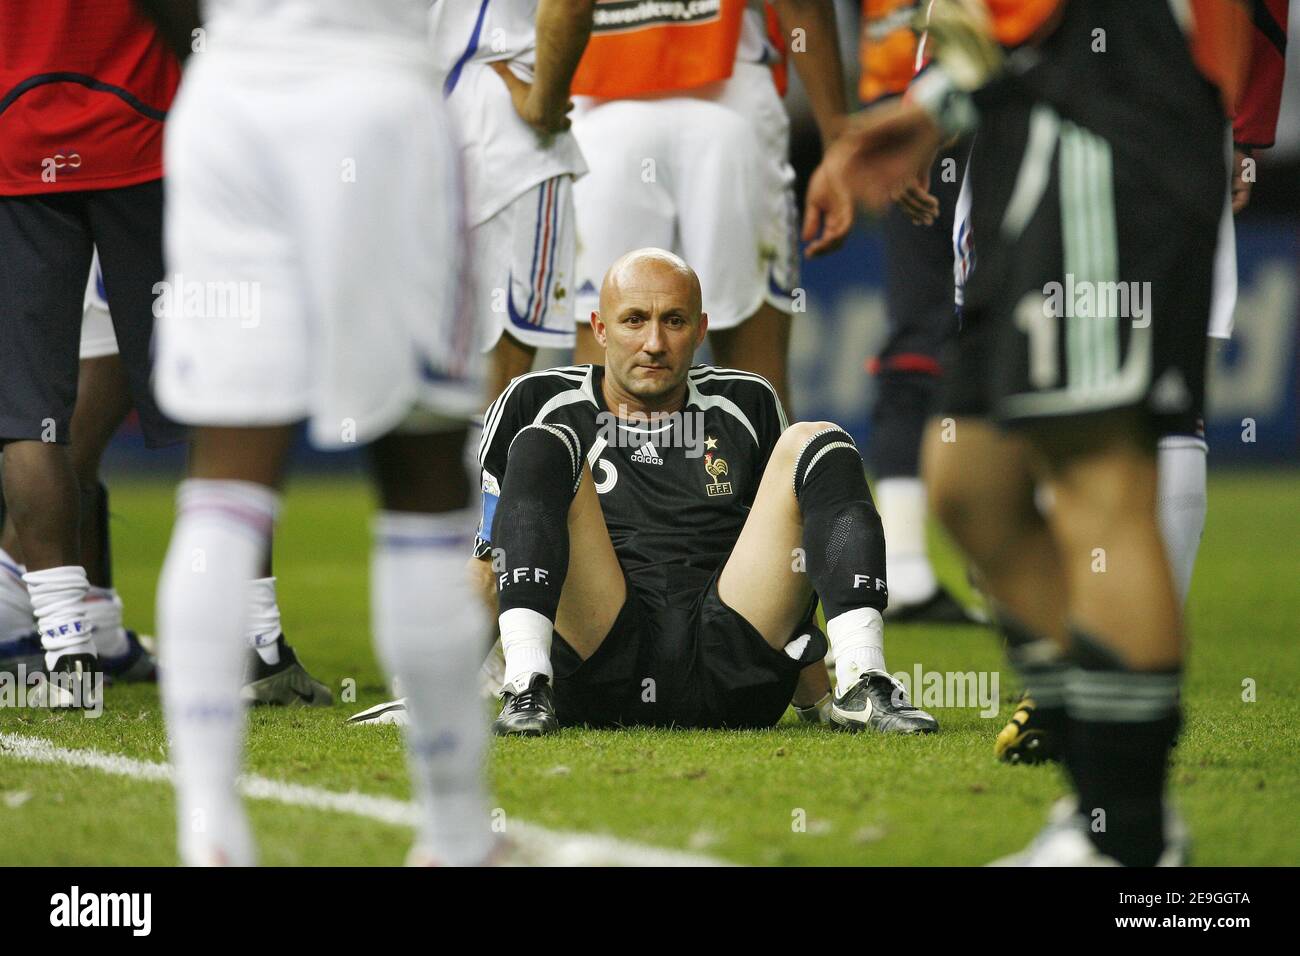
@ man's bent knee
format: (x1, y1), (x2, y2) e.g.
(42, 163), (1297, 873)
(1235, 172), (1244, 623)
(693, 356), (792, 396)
(774, 421), (845, 475)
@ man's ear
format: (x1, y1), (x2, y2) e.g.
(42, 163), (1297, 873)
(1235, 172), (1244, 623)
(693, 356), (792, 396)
(696, 312), (709, 346)
(590, 310), (606, 347)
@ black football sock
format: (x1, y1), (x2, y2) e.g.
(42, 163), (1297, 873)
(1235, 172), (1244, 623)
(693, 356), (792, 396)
(96, 482), (112, 589)
(999, 612), (1067, 737)
(794, 426), (888, 619)
(1065, 629), (1181, 866)
(75, 480), (112, 587)
(490, 423), (582, 623)
(795, 426), (890, 686)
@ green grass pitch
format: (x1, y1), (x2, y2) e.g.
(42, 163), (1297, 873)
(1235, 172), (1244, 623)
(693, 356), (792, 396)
(1, 470), (1297, 866)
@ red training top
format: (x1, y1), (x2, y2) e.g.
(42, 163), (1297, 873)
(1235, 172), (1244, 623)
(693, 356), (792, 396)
(0, 0), (180, 195)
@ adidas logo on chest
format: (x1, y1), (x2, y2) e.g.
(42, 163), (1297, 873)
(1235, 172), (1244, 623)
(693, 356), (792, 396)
(629, 442), (664, 465)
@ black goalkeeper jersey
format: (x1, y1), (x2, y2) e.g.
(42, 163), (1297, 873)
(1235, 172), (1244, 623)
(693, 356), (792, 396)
(475, 364), (788, 598)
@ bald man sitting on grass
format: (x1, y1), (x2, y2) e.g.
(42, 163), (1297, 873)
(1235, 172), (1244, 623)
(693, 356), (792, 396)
(352, 248), (937, 736)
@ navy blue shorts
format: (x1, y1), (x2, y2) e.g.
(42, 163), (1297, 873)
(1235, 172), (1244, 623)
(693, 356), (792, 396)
(0, 181), (183, 448)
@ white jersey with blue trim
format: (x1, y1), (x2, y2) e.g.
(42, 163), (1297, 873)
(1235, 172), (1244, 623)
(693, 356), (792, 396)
(737, 0), (781, 66)
(432, 0), (586, 227)
(952, 160), (974, 310)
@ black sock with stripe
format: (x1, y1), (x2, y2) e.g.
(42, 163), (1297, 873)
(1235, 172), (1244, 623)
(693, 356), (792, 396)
(1000, 613), (1067, 740)
(1065, 629), (1181, 866)
(794, 426), (888, 618)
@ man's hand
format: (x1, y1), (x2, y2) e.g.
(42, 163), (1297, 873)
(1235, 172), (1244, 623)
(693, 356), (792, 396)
(830, 100), (945, 213)
(492, 61), (575, 140)
(892, 170), (941, 226)
(802, 155), (855, 258)
(497, 0), (594, 144)
(775, 0), (852, 258)
(1231, 146), (1254, 214)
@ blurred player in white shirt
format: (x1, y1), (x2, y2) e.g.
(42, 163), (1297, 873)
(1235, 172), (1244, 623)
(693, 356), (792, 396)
(0, 255), (330, 700)
(432, 0), (595, 400)
(151, 0), (494, 866)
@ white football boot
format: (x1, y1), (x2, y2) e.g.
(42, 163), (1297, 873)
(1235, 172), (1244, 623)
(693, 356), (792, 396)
(346, 697), (409, 726)
(989, 797), (1189, 866)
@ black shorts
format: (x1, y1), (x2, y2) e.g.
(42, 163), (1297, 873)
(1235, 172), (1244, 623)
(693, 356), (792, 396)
(0, 181), (183, 447)
(550, 567), (825, 729)
(943, 97), (1222, 440)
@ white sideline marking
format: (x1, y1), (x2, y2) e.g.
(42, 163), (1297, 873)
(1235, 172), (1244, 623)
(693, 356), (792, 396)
(0, 732), (730, 867)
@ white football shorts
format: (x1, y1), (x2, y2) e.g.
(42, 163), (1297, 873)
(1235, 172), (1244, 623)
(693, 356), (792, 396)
(81, 252), (118, 360)
(473, 174), (578, 352)
(571, 62), (799, 330)
(155, 51), (479, 449)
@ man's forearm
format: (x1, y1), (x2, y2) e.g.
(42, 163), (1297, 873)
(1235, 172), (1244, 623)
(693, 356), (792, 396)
(531, 0), (596, 113)
(773, 0), (848, 145)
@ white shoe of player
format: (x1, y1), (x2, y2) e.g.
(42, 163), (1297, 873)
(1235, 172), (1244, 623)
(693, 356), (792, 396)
(406, 838), (527, 867)
(27, 653), (100, 710)
(989, 797), (1189, 866)
(178, 810), (256, 867)
(345, 698), (409, 726)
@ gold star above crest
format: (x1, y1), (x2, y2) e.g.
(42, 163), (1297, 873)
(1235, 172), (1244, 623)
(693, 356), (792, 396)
(705, 436), (719, 450)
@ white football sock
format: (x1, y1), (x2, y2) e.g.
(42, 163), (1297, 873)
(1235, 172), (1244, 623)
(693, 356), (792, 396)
(25, 566), (94, 666)
(158, 479), (278, 867)
(875, 477), (938, 607)
(372, 509), (494, 866)
(0, 547), (34, 640)
(499, 607), (554, 689)
(1157, 437), (1208, 607)
(84, 586), (130, 658)
(245, 576), (283, 664)
(826, 606), (887, 693)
